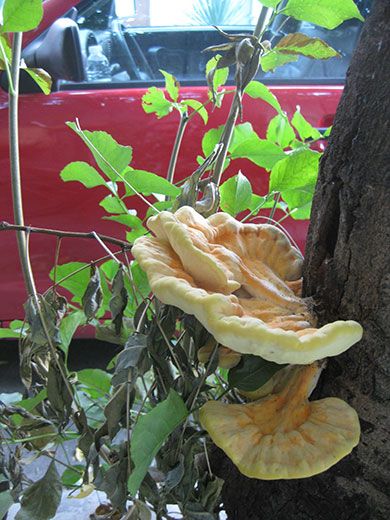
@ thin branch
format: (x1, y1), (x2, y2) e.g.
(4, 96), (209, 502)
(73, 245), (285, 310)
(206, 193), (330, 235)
(0, 221), (131, 249)
(166, 110), (189, 186)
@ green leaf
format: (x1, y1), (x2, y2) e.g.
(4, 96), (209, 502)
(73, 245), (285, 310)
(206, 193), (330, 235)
(230, 135), (286, 170)
(275, 33), (340, 60)
(245, 81), (282, 113)
(99, 195), (125, 214)
(61, 465), (84, 487)
(78, 368), (112, 395)
(25, 67), (52, 95)
(128, 389), (188, 495)
(0, 34), (11, 69)
(60, 161), (105, 188)
(1, 0), (43, 32)
(270, 149), (320, 192)
(182, 99), (208, 124)
(219, 172), (253, 216)
(15, 461), (62, 520)
(131, 261), (150, 299)
(261, 50), (299, 72)
(257, 0), (281, 7)
(59, 310), (84, 356)
(0, 327), (20, 338)
(202, 126), (224, 157)
(67, 123), (132, 181)
(281, 184), (315, 219)
(205, 55), (229, 91)
(229, 123), (256, 153)
(266, 114), (296, 148)
(142, 87), (173, 118)
(0, 490), (13, 519)
(284, 0), (364, 30)
(228, 355), (286, 391)
(124, 169), (180, 197)
(248, 193), (279, 212)
(291, 107), (322, 140)
(104, 213), (143, 228)
(159, 69), (179, 102)
(50, 262), (90, 303)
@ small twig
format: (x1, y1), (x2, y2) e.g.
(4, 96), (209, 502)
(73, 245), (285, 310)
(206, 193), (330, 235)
(166, 110), (189, 186)
(0, 221), (131, 249)
(269, 192), (281, 222)
(91, 231), (121, 264)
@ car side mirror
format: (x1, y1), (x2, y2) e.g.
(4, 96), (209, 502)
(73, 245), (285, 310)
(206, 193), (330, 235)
(23, 17), (84, 84)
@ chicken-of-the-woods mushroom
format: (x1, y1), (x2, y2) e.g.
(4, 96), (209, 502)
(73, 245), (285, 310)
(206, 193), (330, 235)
(199, 363), (360, 479)
(132, 207), (362, 365)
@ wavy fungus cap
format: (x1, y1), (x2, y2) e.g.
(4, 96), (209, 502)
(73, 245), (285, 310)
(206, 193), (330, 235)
(132, 207), (363, 365)
(199, 363), (360, 480)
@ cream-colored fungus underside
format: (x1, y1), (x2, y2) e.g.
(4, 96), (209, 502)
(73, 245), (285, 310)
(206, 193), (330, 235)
(199, 364), (360, 479)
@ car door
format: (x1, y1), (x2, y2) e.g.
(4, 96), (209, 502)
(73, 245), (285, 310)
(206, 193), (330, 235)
(0, 0), (368, 322)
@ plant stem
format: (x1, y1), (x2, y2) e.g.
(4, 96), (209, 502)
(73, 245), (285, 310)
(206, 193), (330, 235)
(8, 33), (36, 297)
(166, 110), (189, 186)
(0, 221), (130, 249)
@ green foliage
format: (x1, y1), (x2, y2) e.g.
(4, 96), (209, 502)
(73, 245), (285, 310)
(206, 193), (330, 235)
(267, 114), (295, 148)
(0, 0), (43, 33)
(124, 169), (181, 197)
(160, 69), (179, 102)
(60, 162), (105, 188)
(257, 0), (281, 7)
(219, 172), (252, 216)
(245, 81), (282, 113)
(128, 389), (188, 495)
(15, 461), (62, 520)
(142, 87), (172, 118)
(274, 33), (340, 60)
(284, 0), (364, 30)
(291, 107), (323, 140)
(228, 355), (286, 392)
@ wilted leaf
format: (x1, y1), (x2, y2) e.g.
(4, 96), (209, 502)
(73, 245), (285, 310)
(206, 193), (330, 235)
(275, 33), (340, 60)
(1, 0), (43, 32)
(47, 359), (73, 421)
(219, 172), (252, 216)
(284, 0), (364, 30)
(24, 296), (61, 347)
(116, 334), (148, 372)
(159, 69), (179, 101)
(82, 266), (103, 321)
(109, 265), (128, 334)
(142, 87), (172, 118)
(60, 162), (105, 188)
(95, 458), (127, 511)
(15, 461), (62, 520)
(128, 390), (188, 495)
(228, 355), (286, 391)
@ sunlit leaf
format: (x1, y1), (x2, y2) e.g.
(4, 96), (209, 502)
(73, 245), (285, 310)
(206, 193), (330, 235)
(25, 67), (52, 94)
(1, 0), (43, 32)
(50, 262), (90, 303)
(99, 194), (125, 214)
(266, 114), (296, 148)
(257, 0), (281, 7)
(128, 389), (188, 495)
(284, 0), (364, 29)
(230, 135), (286, 170)
(202, 126), (224, 157)
(261, 50), (299, 72)
(124, 169), (180, 197)
(291, 107), (322, 140)
(60, 161), (105, 188)
(159, 69), (179, 102)
(142, 87), (172, 118)
(182, 99), (208, 124)
(67, 123), (132, 181)
(219, 172), (253, 216)
(15, 461), (62, 520)
(270, 148), (320, 192)
(245, 81), (282, 113)
(275, 33), (340, 60)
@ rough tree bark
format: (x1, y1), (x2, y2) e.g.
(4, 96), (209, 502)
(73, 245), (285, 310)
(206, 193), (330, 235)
(211, 1), (390, 518)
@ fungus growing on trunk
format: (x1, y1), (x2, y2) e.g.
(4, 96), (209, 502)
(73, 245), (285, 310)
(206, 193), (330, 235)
(132, 207), (362, 365)
(199, 363), (360, 479)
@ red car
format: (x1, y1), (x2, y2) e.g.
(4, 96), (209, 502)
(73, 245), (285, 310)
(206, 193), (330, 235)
(0, 0), (369, 323)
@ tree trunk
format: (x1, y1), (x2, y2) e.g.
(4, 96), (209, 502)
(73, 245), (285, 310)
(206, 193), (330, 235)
(212, 1), (390, 518)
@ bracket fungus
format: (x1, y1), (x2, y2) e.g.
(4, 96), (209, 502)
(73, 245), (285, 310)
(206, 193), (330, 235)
(199, 363), (360, 479)
(132, 207), (362, 365)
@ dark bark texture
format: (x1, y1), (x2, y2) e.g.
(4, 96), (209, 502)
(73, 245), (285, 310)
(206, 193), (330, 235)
(212, 1), (390, 518)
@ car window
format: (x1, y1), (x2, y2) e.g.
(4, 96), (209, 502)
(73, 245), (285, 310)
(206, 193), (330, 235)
(59, 0), (370, 90)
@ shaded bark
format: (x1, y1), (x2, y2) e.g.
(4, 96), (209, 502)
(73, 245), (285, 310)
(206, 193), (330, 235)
(212, 1), (390, 518)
